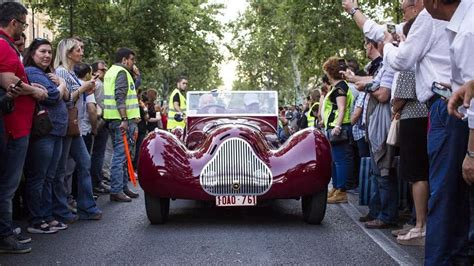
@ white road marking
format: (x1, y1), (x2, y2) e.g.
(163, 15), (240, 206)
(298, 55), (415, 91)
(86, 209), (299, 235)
(339, 202), (420, 266)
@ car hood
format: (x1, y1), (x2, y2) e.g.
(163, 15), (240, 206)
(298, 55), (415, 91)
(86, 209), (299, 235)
(185, 116), (279, 150)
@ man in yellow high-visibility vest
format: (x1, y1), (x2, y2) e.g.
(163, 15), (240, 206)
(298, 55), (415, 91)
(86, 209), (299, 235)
(167, 76), (188, 130)
(103, 48), (140, 202)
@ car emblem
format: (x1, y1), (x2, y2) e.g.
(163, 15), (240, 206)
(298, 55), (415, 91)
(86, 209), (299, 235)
(232, 182), (240, 191)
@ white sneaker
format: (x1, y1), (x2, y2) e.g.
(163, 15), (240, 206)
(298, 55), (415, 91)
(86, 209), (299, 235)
(27, 223), (59, 234)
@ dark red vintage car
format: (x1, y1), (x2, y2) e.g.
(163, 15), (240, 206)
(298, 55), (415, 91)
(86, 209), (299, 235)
(138, 91), (332, 224)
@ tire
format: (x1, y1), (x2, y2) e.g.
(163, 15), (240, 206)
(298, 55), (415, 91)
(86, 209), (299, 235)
(301, 188), (327, 224)
(145, 192), (170, 224)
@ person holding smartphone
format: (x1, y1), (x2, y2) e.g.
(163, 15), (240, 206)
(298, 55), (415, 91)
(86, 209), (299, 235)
(342, 0), (423, 43)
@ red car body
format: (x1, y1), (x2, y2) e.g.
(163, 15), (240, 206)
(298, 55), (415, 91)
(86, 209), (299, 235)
(139, 117), (332, 200)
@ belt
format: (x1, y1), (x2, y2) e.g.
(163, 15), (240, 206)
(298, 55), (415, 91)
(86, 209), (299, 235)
(425, 94), (441, 110)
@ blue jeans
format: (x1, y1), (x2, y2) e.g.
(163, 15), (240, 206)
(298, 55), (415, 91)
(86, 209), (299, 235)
(91, 126), (109, 187)
(330, 127), (354, 190)
(425, 99), (470, 265)
(53, 136), (101, 221)
(356, 138), (370, 157)
(108, 120), (137, 194)
(367, 153), (398, 224)
(25, 135), (63, 225)
(0, 135), (29, 237)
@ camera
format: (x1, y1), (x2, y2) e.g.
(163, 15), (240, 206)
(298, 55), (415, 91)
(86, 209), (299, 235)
(338, 59), (348, 72)
(0, 89), (14, 114)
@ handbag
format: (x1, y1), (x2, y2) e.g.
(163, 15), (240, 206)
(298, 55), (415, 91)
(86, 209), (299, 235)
(66, 104), (80, 137)
(31, 104), (53, 139)
(386, 117), (400, 146)
(328, 128), (349, 143)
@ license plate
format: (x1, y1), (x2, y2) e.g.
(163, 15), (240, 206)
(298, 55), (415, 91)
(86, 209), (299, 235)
(216, 195), (257, 207)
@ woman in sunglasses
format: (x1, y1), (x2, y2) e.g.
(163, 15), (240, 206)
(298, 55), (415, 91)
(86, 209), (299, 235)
(23, 38), (69, 234)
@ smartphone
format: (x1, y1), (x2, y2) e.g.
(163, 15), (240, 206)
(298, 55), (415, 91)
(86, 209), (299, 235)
(14, 79), (22, 88)
(431, 82), (452, 99)
(387, 24), (396, 34)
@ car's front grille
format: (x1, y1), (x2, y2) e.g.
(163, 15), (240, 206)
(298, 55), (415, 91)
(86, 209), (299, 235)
(200, 138), (273, 196)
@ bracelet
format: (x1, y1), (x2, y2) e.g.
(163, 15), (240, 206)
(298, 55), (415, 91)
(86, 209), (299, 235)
(121, 116), (128, 121)
(467, 150), (474, 158)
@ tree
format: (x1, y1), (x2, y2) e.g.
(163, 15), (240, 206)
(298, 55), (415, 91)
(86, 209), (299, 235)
(229, 0), (400, 105)
(26, 0), (224, 96)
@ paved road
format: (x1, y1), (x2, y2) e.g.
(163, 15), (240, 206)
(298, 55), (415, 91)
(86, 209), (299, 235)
(0, 189), (423, 265)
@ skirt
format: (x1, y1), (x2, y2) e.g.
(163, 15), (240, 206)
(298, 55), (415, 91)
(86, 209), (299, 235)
(399, 117), (429, 182)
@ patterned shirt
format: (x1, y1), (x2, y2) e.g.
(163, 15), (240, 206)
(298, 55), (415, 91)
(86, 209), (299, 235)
(352, 92), (367, 141)
(393, 71), (428, 120)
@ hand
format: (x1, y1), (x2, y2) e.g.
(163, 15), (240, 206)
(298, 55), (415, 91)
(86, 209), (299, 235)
(7, 83), (22, 98)
(339, 69), (355, 82)
(342, 0), (358, 13)
(448, 81), (474, 119)
(132, 65), (140, 77)
(119, 120), (128, 133)
(397, 33), (406, 43)
(383, 31), (394, 45)
(355, 81), (367, 91)
(331, 126), (341, 136)
(47, 73), (60, 86)
(83, 80), (96, 95)
(462, 155), (474, 185)
(30, 83), (48, 101)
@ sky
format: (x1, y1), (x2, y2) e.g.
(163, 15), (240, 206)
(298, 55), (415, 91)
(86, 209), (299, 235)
(212, 0), (249, 90)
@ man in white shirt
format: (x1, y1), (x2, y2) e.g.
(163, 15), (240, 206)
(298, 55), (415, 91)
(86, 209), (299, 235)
(342, 0), (423, 42)
(428, 0), (474, 264)
(383, 2), (468, 265)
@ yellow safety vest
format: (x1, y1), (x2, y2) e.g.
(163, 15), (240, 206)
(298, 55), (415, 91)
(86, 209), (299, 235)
(306, 102), (319, 127)
(322, 82), (353, 129)
(103, 65), (140, 120)
(167, 88), (186, 129)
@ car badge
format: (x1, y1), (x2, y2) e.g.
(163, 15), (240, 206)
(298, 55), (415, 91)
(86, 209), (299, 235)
(232, 182), (240, 191)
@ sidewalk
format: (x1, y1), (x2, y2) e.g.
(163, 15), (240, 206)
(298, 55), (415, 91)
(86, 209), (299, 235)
(343, 190), (425, 264)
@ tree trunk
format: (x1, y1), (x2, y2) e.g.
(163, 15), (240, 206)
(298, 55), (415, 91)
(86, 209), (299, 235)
(290, 51), (302, 105)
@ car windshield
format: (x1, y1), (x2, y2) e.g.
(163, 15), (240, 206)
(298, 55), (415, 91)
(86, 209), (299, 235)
(187, 91), (278, 116)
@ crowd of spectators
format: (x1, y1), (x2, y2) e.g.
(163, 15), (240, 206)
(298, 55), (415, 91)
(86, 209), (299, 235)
(0, 2), (167, 254)
(276, 0), (473, 264)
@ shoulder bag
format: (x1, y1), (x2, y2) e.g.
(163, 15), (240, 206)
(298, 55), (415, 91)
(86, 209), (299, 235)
(31, 104), (53, 140)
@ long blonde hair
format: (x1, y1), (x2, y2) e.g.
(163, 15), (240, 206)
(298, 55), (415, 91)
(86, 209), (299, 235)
(54, 38), (78, 70)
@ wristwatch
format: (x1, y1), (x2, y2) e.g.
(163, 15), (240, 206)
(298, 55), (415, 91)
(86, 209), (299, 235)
(467, 150), (474, 158)
(349, 7), (359, 16)
(121, 116), (128, 121)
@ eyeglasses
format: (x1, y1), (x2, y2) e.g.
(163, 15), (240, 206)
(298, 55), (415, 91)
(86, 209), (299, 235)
(14, 18), (28, 30)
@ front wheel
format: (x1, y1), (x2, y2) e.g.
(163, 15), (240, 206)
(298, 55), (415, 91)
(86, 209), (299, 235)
(145, 192), (170, 224)
(301, 189), (327, 224)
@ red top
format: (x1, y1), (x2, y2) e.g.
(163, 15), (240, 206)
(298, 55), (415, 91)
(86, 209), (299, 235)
(0, 30), (35, 139)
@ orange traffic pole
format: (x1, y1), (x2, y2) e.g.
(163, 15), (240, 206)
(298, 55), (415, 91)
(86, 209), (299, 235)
(122, 132), (137, 187)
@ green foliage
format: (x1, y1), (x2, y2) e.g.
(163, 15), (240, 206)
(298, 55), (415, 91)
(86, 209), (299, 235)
(26, 0), (224, 97)
(229, 0), (400, 105)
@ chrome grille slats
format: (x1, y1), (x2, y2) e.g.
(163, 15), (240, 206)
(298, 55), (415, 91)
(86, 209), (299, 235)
(200, 138), (273, 196)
